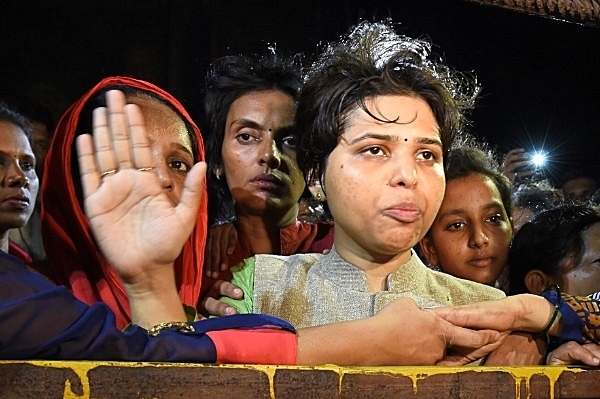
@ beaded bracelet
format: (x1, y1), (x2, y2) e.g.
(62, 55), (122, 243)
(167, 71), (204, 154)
(147, 321), (195, 337)
(541, 284), (562, 336)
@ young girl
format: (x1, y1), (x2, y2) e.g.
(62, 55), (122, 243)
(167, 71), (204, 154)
(419, 145), (513, 288)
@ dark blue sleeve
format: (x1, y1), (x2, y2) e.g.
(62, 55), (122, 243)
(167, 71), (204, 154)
(542, 289), (587, 346)
(0, 251), (294, 362)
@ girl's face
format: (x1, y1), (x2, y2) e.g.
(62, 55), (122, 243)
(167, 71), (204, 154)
(129, 95), (194, 205)
(421, 173), (513, 286)
(220, 90), (304, 224)
(324, 95), (445, 267)
(556, 222), (600, 296)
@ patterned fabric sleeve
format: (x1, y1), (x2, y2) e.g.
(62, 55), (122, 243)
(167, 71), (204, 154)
(542, 289), (600, 345)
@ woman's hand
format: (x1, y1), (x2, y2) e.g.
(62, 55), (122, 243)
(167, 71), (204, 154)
(76, 89), (206, 327)
(204, 222), (238, 278)
(200, 280), (244, 316)
(546, 342), (600, 366)
(297, 297), (505, 366)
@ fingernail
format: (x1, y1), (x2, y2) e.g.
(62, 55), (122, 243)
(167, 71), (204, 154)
(220, 263), (227, 271)
(233, 288), (242, 295)
(225, 307), (234, 315)
(593, 357), (600, 365)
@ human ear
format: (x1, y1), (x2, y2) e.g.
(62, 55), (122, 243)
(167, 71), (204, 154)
(524, 270), (552, 295)
(419, 236), (439, 267)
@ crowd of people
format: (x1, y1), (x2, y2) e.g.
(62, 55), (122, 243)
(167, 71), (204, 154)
(1, 19), (600, 367)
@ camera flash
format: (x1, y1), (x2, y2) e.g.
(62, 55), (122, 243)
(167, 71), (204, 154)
(531, 151), (546, 168)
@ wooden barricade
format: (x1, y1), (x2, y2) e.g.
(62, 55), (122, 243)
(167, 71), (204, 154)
(1, 360), (598, 398)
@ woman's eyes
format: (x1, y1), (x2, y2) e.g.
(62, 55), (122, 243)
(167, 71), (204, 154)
(20, 159), (35, 171)
(235, 131), (260, 143)
(487, 214), (506, 224)
(358, 146), (440, 160)
(0, 158), (36, 171)
(418, 150), (436, 161)
(280, 135), (296, 149)
(360, 146), (386, 156)
(444, 214), (507, 231)
(168, 160), (191, 172)
(447, 222), (465, 231)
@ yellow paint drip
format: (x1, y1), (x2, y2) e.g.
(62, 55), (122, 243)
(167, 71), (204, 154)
(0, 360), (591, 398)
(234, 364), (580, 398)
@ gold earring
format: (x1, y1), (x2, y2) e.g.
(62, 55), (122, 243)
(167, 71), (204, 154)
(316, 192), (323, 201)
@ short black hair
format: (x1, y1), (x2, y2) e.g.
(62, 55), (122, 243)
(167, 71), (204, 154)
(445, 144), (513, 218)
(508, 203), (600, 294)
(296, 20), (480, 185)
(0, 101), (33, 139)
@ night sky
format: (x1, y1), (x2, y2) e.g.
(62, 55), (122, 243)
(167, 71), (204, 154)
(1, 0), (599, 184)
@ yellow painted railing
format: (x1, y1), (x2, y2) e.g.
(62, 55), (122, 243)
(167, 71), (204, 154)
(1, 360), (599, 398)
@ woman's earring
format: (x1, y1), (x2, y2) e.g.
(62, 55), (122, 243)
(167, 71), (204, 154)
(214, 166), (223, 180)
(314, 190), (326, 201)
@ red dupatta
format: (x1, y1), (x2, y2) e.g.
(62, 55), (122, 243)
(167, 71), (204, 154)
(38, 77), (207, 329)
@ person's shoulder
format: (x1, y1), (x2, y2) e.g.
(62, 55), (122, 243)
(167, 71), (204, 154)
(255, 253), (322, 266)
(428, 268), (505, 301)
(254, 253), (322, 277)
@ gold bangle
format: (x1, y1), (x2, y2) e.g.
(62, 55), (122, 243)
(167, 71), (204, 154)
(147, 321), (195, 337)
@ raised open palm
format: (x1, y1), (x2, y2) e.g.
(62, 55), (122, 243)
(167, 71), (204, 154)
(76, 90), (206, 285)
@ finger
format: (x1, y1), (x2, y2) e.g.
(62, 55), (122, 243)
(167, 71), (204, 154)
(439, 330), (507, 366)
(582, 343), (600, 358)
(176, 161), (207, 237)
(207, 225), (225, 277)
(218, 225), (232, 270)
(507, 148), (525, 156)
(547, 343), (600, 366)
(504, 149), (525, 163)
(427, 306), (480, 328)
(219, 281), (244, 299)
(106, 90), (134, 169)
(76, 134), (100, 199)
(204, 232), (217, 278)
(517, 168), (535, 177)
(204, 297), (238, 317)
(443, 318), (502, 349)
(92, 107), (118, 174)
(124, 103), (153, 169)
(226, 225), (237, 257)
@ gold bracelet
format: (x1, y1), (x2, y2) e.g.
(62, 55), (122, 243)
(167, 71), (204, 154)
(147, 321), (195, 337)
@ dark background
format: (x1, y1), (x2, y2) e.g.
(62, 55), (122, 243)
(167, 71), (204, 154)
(1, 0), (599, 185)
